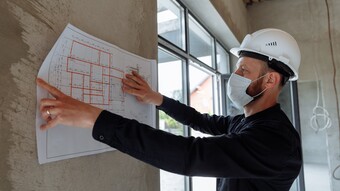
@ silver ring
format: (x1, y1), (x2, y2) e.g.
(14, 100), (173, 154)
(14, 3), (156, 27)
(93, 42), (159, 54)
(46, 109), (51, 116)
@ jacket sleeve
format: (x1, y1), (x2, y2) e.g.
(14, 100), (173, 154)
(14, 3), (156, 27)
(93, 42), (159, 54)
(157, 96), (231, 135)
(92, 110), (295, 178)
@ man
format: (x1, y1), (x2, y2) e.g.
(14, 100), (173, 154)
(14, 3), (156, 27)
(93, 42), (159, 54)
(37, 28), (302, 191)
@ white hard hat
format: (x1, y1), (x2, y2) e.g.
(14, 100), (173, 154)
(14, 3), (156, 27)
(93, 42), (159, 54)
(230, 28), (301, 81)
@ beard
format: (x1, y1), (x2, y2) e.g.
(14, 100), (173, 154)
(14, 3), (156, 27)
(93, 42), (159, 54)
(246, 76), (265, 100)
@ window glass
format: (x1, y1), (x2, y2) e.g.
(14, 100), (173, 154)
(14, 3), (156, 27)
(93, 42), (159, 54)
(188, 63), (216, 190)
(158, 48), (186, 191)
(189, 64), (213, 121)
(158, 2), (232, 191)
(216, 42), (230, 74)
(157, 0), (185, 50)
(189, 15), (214, 67)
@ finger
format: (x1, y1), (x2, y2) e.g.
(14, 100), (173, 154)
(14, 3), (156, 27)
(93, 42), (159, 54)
(122, 78), (142, 90)
(36, 78), (64, 99)
(125, 74), (143, 86)
(40, 115), (60, 130)
(126, 72), (148, 86)
(41, 107), (52, 121)
(41, 106), (62, 121)
(122, 86), (142, 97)
(39, 98), (60, 111)
(132, 71), (148, 86)
(132, 71), (143, 79)
(39, 99), (62, 112)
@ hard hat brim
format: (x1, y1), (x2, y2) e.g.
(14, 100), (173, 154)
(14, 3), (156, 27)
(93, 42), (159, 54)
(230, 47), (298, 81)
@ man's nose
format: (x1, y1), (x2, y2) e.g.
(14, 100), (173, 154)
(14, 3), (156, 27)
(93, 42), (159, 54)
(234, 68), (242, 76)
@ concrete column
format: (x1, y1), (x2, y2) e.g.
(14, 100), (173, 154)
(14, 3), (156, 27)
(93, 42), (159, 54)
(0, 0), (159, 190)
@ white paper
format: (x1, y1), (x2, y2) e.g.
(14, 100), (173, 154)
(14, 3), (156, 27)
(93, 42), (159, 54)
(36, 24), (157, 164)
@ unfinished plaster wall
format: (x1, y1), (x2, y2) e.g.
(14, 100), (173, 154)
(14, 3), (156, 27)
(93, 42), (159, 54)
(0, 0), (159, 190)
(247, 0), (340, 190)
(210, 0), (249, 43)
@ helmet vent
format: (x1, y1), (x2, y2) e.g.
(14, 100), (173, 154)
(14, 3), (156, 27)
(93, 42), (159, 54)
(265, 41), (277, 46)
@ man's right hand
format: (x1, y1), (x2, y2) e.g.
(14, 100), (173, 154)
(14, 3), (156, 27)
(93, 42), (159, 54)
(122, 71), (163, 106)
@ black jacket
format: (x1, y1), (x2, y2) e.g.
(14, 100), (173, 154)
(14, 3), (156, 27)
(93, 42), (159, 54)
(93, 96), (302, 191)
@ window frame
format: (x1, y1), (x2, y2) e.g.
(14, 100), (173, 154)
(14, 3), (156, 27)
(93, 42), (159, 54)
(157, 0), (231, 190)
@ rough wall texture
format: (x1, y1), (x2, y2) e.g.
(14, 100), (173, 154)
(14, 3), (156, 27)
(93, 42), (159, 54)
(210, 0), (249, 42)
(0, 0), (159, 190)
(247, 0), (340, 190)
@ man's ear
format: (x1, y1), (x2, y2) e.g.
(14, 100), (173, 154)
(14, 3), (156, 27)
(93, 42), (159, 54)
(265, 72), (281, 88)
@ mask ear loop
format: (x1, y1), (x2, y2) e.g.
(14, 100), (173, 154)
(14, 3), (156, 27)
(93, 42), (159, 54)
(249, 73), (270, 98)
(252, 87), (268, 98)
(250, 72), (269, 84)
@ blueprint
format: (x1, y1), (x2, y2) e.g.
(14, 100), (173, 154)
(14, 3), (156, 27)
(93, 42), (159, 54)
(36, 24), (156, 164)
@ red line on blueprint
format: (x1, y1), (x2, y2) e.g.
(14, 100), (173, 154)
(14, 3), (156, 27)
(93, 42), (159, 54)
(111, 66), (124, 74)
(108, 75), (122, 80)
(82, 75), (84, 102)
(90, 81), (105, 85)
(108, 54), (111, 102)
(84, 93), (103, 96)
(70, 40), (74, 55)
(91, 103), (110, 106)
(65, 40), (127, 106)
(101, 52), (105, 104)
(66, 57), (69, 73)
(71, 86), (103, 92)
(69, 57), (101, 67)
(68, 55), (125, 75)
(66, 57), (90, 77)
(70, 72), (73, 97)
(68, 70), (90, 77)
(99, 51), (101, 66)
(89, 63), (92, 104)
(73, 40), (111, 55)
(67, 57), (125, 75)
(90, 81), (109, 86)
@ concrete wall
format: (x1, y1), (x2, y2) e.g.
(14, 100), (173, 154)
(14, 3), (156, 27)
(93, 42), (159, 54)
(0, 0), (159, 190)
(247, 0), (340, 190)
(210, 0), (249, 43)
(208, 0), (248, 71)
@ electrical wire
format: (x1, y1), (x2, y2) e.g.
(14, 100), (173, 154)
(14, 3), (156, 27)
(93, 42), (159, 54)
(324, 0), (340, 181)
(310, 63), (332, 132)
(307, 0), (332, 133)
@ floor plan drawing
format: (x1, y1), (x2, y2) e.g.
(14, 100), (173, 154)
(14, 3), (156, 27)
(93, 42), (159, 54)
(36, 24), (156, 164)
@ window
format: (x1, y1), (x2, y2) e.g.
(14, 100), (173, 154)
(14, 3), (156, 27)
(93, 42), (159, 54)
(189, 63), (214, 138)
(157, 0), (231, 191)
(158, 48), (186, 191)
(158, 48), (184, 135)
(216, 42), (230, 74)
(189, 15), (214, 67)
(189, 63), (217, 190)
(157, 0), (185, 50)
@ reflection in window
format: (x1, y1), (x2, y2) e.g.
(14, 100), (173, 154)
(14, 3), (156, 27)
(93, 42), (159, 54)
(157, 0), (185, 50)
(189, 15), (214, 67)
(158, 48), (186, 191)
